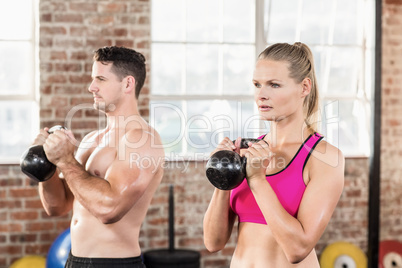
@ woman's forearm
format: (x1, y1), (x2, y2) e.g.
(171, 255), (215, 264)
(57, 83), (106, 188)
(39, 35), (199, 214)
(203, 188), (235, 252)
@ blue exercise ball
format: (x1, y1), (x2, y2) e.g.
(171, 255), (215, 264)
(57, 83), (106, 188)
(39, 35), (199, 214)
(46, 228), (71, 268)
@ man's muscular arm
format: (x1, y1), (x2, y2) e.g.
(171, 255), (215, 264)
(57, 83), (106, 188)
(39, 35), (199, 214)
(44, 128), (164, 224)
(33, 127), (73, 216)
(39, 172), (74, 216)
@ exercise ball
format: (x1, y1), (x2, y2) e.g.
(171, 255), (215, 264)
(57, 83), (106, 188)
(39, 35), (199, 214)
(46, 228), (71, 268)
(10, 255), (46, 268)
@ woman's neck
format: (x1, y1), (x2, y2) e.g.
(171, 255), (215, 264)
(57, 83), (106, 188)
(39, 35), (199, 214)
(267, 120), (312, 148)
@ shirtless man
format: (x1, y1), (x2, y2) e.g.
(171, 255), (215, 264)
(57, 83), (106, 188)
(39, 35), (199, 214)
(34, 46), (164, 267)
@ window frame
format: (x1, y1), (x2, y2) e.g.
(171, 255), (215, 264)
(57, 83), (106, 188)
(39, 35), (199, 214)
(150, 0), (258, 161)
(150, 0), (374, 160)
(254, 0), (374, 158)
(0, 0), (39, 164)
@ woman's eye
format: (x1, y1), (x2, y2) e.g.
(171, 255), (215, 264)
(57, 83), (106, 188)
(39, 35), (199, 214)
(254, 82), (262, 88)
(271, 83), (280, 88)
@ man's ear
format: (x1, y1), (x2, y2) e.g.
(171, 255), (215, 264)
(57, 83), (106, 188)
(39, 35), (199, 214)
(124, 76), (136, 94)
(301, 77), (312, 98)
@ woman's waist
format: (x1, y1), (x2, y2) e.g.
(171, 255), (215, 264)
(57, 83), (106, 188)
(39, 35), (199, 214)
(232, 244), (319, 268)
(236, 222), (281, 253)
(234, 223), (319, 267)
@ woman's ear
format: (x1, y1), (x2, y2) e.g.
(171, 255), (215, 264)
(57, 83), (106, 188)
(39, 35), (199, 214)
(301, 77), (312, 98)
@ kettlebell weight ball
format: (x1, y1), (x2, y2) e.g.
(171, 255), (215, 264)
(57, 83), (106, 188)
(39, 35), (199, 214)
(205, 138), (267, 190)
(20, 125), (66, 182)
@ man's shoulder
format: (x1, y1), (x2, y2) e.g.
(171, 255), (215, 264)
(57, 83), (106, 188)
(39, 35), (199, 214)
(82, 129), (99, 142)
(121, 126), (164, 154)
(120, 127), (165, 171)
(124, 125), (161, 142)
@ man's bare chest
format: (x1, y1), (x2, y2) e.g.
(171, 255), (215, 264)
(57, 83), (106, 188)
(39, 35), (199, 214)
(76, 133), (118, 178)
(84, 146), (116, 177)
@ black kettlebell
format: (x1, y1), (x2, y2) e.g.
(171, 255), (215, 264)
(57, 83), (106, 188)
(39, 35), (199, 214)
(20, 125), (66, 182)
(206, 138), (266, 190)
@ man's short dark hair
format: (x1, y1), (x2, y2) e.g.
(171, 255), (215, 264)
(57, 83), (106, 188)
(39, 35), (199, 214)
(93, 46), (146, 99)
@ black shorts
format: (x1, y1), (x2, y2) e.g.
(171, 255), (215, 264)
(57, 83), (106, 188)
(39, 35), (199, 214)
(64, 252), (146, 268)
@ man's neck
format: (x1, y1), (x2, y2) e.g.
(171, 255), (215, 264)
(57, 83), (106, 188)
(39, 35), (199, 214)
(103, 100), (142, 130)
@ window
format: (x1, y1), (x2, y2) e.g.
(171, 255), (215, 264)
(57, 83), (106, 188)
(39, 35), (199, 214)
(151, 0), (374, 159)
(151, 0), (259, 159)
(260, 0), (375, 157)
(0, 0), (38, 163)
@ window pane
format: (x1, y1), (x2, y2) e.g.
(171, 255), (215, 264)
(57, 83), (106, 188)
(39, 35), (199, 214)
(186, 100), (217, 154)
(0, 42), (33, 95)
(187, 0), (219, 42)
(364, 0), (376, 49)
(223, 0), (255, 43)
(266, 0), (298, 43)
(0, 101), (38, 162)
(327, 47), (360, 96)
(151, 43), (184, 95)
(150, 101), (184, 154)
(322, 99), (370, 156)
(235, 101), (261, 139)
(151, 0), (184, 42)
(311, 46), (360, 97)
(299, 0), (332, 44)
(186, 44), (219, 95)
(222, 44), (255, 95)
(186, 99), (257, 154)
(333, 0), (359, 45)
(310, 45), (325, 87)
(0, 0), (32, 40)
(364, 47), (375, 100)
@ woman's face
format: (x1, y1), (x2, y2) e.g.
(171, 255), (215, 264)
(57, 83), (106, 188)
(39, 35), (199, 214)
(253, 59), (308, 123)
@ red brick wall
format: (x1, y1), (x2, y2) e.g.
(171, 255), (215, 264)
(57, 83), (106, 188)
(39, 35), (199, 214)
(39, 0), (151, 139)
(0, 165), (70, 266)
(1, 0), (401, 267)
(381, 0), (402, 241)
(0, 159), (370, 267)
(144, 159), (370, 267)
(316, 158), (369, 253)
(1, 0), (151, 266)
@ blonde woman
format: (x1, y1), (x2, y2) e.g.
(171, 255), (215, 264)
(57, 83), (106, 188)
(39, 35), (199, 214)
(203, 42), (345, 267)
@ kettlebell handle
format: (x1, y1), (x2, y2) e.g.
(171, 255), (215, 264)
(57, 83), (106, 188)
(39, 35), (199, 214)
(205, 138), (269, 190)
(48, 125), (67, 134)
(20, 125), (67, 182)
(232, 138), (268, 149)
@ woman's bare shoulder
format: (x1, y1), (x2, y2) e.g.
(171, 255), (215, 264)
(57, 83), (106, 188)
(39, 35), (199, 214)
(310, 139), (345, 170)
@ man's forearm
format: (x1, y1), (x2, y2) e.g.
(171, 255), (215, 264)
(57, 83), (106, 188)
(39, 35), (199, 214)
(39, 172), (72, 216)
(57, 159), (114, 219)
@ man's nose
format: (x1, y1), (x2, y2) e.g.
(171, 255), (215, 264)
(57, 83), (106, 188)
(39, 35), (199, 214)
(88, 81), (97, 93)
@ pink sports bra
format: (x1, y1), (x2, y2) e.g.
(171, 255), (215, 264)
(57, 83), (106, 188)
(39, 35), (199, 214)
(230, 132), (323, 225)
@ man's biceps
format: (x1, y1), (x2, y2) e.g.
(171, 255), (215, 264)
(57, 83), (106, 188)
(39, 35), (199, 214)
(126, 152), (163, 170)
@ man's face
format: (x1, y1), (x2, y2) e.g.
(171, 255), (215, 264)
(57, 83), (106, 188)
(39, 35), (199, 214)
(88, 61), (123, 112)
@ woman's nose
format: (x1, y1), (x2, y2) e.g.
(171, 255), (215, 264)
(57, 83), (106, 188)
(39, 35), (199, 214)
(255, 88), (269, 100)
